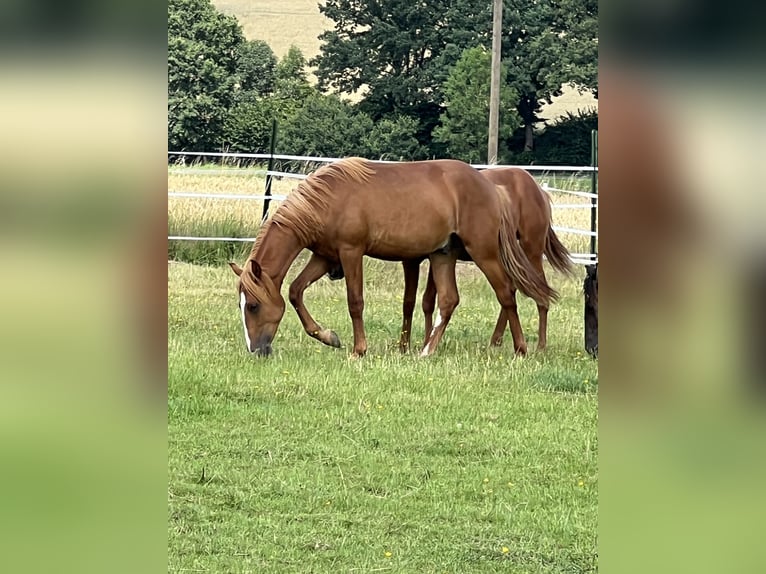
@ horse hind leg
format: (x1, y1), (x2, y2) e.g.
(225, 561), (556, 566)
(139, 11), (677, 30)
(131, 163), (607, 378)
(522, 238), (549, 351)
(288, 254), (342, 348)
(490, 306), (509, 347)
(399, 259), (421, 353)
(471, 255), (528, 356)
(421, 263), (437, 350)
(420, 252), (459, 357)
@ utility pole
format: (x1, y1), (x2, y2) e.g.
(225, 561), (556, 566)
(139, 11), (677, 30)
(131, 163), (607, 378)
(487, 0), (503, 165)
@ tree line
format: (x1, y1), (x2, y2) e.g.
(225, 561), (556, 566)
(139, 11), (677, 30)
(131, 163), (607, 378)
(168, 0), (597, 164)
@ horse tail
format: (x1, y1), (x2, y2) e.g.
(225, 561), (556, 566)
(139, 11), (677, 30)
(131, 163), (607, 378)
(496, 187), (557, 307)
(544, 226), (576, 277)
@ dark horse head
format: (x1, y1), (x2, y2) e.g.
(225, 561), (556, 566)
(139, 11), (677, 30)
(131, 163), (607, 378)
(584, 264), (598, 358)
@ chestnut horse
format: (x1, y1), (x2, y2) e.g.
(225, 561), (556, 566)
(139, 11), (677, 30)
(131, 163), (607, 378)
(229, 158), (554, 357)
(398, 167), (574, 352)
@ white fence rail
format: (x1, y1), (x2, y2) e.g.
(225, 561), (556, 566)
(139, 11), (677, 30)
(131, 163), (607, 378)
(168, 151), (598, 265)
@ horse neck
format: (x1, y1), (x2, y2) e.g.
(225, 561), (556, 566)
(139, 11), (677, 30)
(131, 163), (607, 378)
(252, 224), (304, 289)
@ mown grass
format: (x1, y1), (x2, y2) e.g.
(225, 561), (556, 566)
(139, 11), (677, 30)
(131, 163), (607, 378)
(168, 165), (596, 264)
(168, 256), (597, 573)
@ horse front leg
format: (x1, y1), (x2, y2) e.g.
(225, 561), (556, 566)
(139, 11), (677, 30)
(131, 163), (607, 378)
(288, 253), (342, 348)
(399, 259), (421, 352)
(420, 252), (459, 357)
(338, 248), (367, 357)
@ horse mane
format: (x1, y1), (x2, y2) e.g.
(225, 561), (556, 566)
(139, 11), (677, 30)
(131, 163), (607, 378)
(240, 158), (375, 300)
(270, 157), (375, 247)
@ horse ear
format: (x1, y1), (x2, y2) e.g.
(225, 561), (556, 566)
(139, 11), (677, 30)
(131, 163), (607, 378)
(229, 262), (243, 276)
(250, 260), (262, 279)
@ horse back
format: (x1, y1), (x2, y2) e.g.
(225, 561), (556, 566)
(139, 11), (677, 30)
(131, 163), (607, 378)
(315, 159), (499, 259)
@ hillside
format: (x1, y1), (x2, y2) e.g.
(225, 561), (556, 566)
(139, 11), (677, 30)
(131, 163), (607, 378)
(213, 0), (328, 60)
(213, 0), (596, 122)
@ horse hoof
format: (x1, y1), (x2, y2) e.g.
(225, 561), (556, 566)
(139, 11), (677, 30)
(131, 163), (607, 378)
(514, 344), (528, 356)
(325, 330), (342, 348)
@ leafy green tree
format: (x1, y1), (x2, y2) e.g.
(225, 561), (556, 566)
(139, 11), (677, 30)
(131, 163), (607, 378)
(313, 0), (597, 156)
(235, 39), (277, 97)
(275, 46), (313, 101)
(363, 116), (428, 161)
(533, 108), (598, 165)
(433, 46), (519, 163)
(313, 0), (490, 149)
(223, 97), (282, 154)
(502, 0), (597, 151)
(279, 93), (372, 158)
(224, 46), (319, 154)
(168, 0), (244, 151)
(264, 45), (314, 122)
(552, 0), (598, 94)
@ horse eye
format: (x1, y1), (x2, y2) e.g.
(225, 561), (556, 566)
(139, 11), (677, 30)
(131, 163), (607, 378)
(248, 304), (260, 313)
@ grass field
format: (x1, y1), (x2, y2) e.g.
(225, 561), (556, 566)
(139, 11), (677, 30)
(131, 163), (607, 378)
(168, 249), (598, 571)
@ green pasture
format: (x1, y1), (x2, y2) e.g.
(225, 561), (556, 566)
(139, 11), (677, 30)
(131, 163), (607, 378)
(168, 256), (597, 573)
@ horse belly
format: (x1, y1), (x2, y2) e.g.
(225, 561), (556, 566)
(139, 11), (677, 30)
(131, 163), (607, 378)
(366, 209), (454, 259)
(367, 230), (451, 259)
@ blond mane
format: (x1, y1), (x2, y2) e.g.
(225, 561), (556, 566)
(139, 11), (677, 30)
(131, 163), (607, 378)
(240, 157), (375, 300)
(270, 157), (375, 246)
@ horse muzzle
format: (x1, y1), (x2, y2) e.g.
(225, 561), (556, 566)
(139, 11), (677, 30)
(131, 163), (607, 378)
(250, 334), (274, 357)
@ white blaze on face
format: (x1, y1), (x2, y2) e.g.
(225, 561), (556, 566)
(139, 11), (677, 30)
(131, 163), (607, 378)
(240, 291), (253, 352)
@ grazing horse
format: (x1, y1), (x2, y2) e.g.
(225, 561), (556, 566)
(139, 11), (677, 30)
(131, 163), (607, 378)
(397, 167), (574, 352)
(229, 158), (554, 357)
(584, 264), (598, 357)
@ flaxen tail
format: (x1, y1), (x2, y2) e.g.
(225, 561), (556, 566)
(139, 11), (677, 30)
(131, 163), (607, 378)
(545, 227), (575, 277)
(496, 188), (557, 307)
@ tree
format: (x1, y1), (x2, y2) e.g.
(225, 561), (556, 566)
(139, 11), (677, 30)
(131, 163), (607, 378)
(168, 0), (244, 151)
(223, 98), (281, 154)
(552, 0), (598, 95)
(501, 0), (598, 151)
(273, 45), (313, 114)
(313, 0), (490, 150)
(235, 39), (277, 97)
(278, 93), (372, 158)
(364, 116), (428, 161)
(313, 0), (597, 155)
(533, 108), (598, 165)
(433, 46), (519, 163)
(224, 46), (319, 154)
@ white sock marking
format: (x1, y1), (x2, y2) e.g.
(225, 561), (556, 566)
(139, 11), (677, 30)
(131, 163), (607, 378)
(423, 314), (445, 355)
(240, 291), (253, 352)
